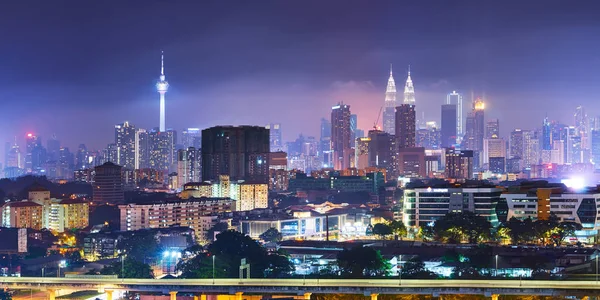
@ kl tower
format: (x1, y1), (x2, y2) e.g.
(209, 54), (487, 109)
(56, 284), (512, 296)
(156, 51), (169, 132)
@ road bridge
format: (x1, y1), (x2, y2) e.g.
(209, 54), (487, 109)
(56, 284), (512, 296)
(2, 278), (600, 300)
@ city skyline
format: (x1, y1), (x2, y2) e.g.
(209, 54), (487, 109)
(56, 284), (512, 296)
(1, 1), (600, 156)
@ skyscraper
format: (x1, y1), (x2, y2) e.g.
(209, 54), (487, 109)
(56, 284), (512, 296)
(523, 130), (540, 168)
(135, 129), (149, 169)
(445, 149), (473, 179)
(266, 123), (283, 152)
(367, 129), (397, 177)
(148, 129), (177, 173)
(403, 67), (416, 126)
(483, 137), (506, 167)
(509, 129), (524, 159)
(201, 126), (270, 183)
(542, 117), (552, 151)
(75, 144), (89, 170)
(181, 128), (201, 149)
(320, 118), (333, 168)
(395, 104), (416, 150)
(331, 103), (352, 170)
(25, 133), (41, 173)
(350, 114), (358, 142)
(485, 119), (500, 139)
(176, 147), (201, 189)
(463, 98), (485, 169)
(46, 135), (60, 162)
(93, 162), (124, 204)
(382, 65), (397, 134)
(446, 91), (463, 142)
(441, 104), (457, 148)
(592, 129), (600, 168)
(115, 122), (136, 170)
(156, 51), (169, 132)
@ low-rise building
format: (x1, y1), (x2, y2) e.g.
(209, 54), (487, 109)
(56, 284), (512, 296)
(402, 184), (503, 228)
(179, 175), (267, 211)
(119, 198), (234, 241)
(1, 201), (44, 230)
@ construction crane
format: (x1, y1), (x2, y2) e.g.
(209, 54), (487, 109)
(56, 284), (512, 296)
(373, 106), (383, 130)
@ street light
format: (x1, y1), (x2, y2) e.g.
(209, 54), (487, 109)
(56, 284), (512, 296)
(398, 254), (403, 284)
(495, 255), (499, 278)
(212, 255), (216, 284)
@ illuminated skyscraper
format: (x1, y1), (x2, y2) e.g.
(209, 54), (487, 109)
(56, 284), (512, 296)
(509, 129), (524, 169)
(395, 104), (416, 150)
(135, 129), (149, 169)
(266, 123), (283, 152)
(367, 130), (397, 177)
(201, 126), (269, 183)
(523, 130), (540, 167)
(181, 128), (201, 149)
(382, 65), (397, 134)
(177, 147), (201, 189)
(485, 119), (499, 139)
(320, 118), (333, 167)
(446, 91), (463, 142)
(46, 135), (60, 162)
(403, 66), (415, 105)
(156, 51), (169, 132)
(148, 128), (176, 173)
(441, 104), (457, 148)
(331, 103), (352, 170)
(592, 129), (600, 168)
(5, 140), (22, 169)
(542, 117), (552, 151)
(463, 98), (485, 169)
(115, 122), (136, 170)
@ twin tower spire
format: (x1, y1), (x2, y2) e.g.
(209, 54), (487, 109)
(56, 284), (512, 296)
(385, 64), (415, 107)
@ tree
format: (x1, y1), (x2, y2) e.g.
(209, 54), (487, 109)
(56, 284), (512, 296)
(401, 257), (437, 279)
(259, 228), (282, 243)
(452, 263), (483, 279)
(372, 223), (393, 240)
(389, 220), (407, 240)
(98, 257), (154, 278)
(0, 290), (11, 300)
(337, 246), (391, 278)
(178, 253), (230, 279)
(205, 222), (229, 243)
(550, 221), (582, 246)
(207, 230), (292, 278)
(433, 212), (492, 244)
(418, 224), (435, 241)
(118, 232), (161, 261)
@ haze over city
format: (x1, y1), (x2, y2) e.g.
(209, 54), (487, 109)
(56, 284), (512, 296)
(2, 1), (600, 154)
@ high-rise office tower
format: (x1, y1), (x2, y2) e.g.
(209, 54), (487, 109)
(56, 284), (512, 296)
(46, 135), (60, 162)
(542, 117), (552, 151)
(367, 129), (397, 177)
(395, 104), (416, 150)
(382, 65), (397, 134)
(485, 119), (500, 139)
(5, 140), (21, 169)
(509, 129), (524, 159)
(441, 104), (457, 148)
(201, 126), (270, 183)
(75, 144), (89, 170)
(93, 162), (124, 204)
(115, 122), (136, 170)
(445, 149), (473, 179)
(592, 129), (600, 168)
(320, 118), (332, 167)
(523, 130), (540, 168)
(25, 133), (41, 173)
(330, 103), (352, 170)
(575, 106), (588, 147)
(483, 137), (506, 167)
(355, 137), (370, 170)
(176, 147), (201, 189)
(148, 128), (177, 173)
(156, 51), (169, 132)
(416, 122), (441, 150)
(350, 114), (358, 142)
(446, 91), (463, 142)
(266, 123), (283, 152)
(135, 129), (149, 169)
(463, 98), (485, 169)
(403, 67), (416, 125)
(181, 128), (201, 149)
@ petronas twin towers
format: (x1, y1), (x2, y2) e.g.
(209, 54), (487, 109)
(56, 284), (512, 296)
(382, 65), (415, 134)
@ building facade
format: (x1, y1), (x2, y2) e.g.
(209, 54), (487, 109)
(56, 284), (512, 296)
(93, 162), (124, 204)
(331, 104), (352, 170)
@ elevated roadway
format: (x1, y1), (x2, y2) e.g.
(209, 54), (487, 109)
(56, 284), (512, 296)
(2, 278), (600, 299)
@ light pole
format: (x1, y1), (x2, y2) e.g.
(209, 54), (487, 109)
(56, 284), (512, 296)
(399, 254), (402, 286)
(212, 255), (216, 284)
(596, 253), (598, 283)
(495, 255), (499, 278)
(303, 255), (306, 285)
(121, 255), (125, 278)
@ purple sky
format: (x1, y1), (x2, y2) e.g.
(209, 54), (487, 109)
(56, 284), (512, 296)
(1, 1), (600, 156)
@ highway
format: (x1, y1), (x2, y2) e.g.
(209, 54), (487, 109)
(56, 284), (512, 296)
(2, 278), (600, 297)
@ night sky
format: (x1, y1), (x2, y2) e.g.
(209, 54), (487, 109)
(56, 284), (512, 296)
(1, 1), (600, 154)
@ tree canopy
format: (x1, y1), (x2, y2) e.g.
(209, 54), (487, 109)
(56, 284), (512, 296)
(372, 223), (393, 240)
(433, 212), (492, 244)
(500, 215), (582, 246)
(259, 228), (283, 243)
(96, 257), (154, 278)
(179, 230), (293, 278)
(337, 246), (391, 278)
